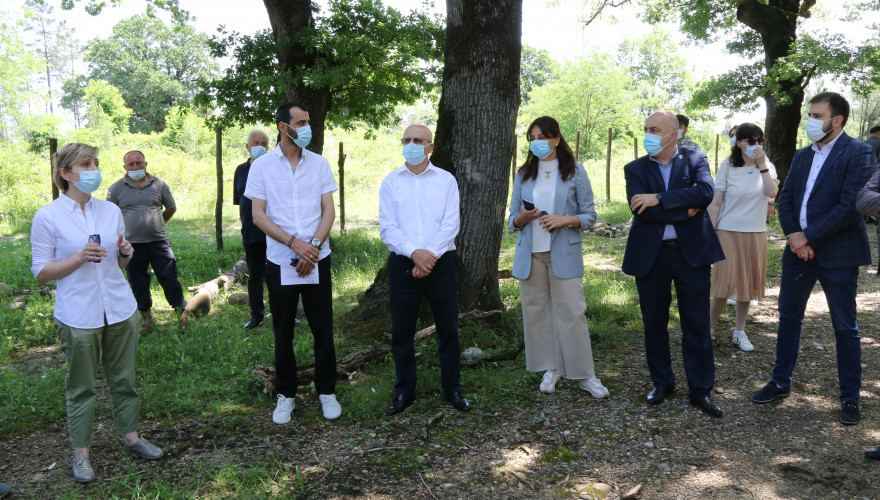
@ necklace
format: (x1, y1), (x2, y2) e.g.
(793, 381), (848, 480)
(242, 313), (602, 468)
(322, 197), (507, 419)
(541, 164), (558, 178)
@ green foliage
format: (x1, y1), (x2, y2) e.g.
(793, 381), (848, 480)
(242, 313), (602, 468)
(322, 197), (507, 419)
(520, 53), (639, 160)
(84, 14), (218, 133)
(520, 45), (558, 104)
(0, 12), (40, 137)
(83, 79), (132, 133)
(616, 27), (693, 115)
(161, 106), (215, 157)
(199, 0), (445, 131)
(18, 114), (61, 154)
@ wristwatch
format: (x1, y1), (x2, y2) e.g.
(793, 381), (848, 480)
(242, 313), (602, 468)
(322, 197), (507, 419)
(310, 238), (321, 249)
(656, 192), (664, 203)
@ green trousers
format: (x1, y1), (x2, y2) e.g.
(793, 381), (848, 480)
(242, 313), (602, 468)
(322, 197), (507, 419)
(55, 312), (140, 448)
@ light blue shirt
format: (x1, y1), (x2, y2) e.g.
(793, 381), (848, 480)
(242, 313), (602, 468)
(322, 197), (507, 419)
(649, 148), (679, 240)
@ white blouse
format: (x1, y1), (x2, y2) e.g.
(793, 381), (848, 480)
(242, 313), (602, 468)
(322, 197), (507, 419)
(715, 158), (778, 232)
(30, 194), (137, 329)
(530, 160), (559, 252)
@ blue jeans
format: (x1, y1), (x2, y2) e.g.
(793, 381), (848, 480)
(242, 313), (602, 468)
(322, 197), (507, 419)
(772, 260), (861, 403)
(388, 251), (461, 397)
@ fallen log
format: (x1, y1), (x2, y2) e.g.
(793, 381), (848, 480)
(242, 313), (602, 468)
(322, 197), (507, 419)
(184, 259), (248, 316)
(252, 309), (503, 394)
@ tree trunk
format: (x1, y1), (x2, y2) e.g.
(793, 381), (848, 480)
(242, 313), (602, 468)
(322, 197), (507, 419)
(738, 0), (814, 186)
(431, 0), (522, 311)
(263, 0), (331, 154)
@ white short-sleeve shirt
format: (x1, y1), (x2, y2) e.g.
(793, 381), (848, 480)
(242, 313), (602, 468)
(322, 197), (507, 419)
(715, 157), (778, 232)
(30, 194), (138, 328)
(244, 145), (338, 266)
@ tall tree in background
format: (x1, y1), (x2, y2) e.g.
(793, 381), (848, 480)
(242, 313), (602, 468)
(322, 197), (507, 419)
(200, 0), (444, 154)
(83, 15), (218, 133)
(616, 28), (691, 117)
(431, 0), (522, 311)
(0, 11), (39, 138)
(520, 45), (558, 105)
(23, 0), (77, 116)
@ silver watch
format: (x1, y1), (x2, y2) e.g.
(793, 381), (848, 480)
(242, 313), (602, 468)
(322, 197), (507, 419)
(310, 239), (321, 248)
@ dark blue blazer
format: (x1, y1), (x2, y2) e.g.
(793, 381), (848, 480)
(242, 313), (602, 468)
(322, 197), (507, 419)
(622, 148), (724, 277)
(777, 131), (873, 269)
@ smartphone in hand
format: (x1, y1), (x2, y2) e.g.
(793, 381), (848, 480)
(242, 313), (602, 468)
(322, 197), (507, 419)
(522, 199), (535, 211)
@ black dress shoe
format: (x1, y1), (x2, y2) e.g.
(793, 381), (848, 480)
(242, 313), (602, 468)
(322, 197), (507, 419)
(244, 315), (264, 329)
(646, 387), (673, 405)
(386, 394), (415, 416)
(865, 446), (880, 460)
(690, 396), (723, 418)
(444, 391), (470, 412)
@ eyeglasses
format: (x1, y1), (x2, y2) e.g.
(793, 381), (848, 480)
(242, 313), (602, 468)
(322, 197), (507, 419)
(742, 137), (764, 145)
(401, 137), (431, 146)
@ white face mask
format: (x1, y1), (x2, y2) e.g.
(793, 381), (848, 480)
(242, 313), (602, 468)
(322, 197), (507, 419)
(805, 116), (835, 142)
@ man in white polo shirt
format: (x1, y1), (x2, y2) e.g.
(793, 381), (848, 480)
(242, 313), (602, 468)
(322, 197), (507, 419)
(379, 124), (469, 416)
(244, 103), (341, 423)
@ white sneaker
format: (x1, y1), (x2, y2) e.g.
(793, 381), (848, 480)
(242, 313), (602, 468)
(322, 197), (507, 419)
(319, 394), (342, 420)
(272, 394), (294, 424)
(726, 297), (736, 306)
(540, 369), (559, 394)
(578, 377), (610, 398)
(733, 330), (754, 352)
(749, 299), (758, 307)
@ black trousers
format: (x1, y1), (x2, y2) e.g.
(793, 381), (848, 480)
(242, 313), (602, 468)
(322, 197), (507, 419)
(635, 246), (715, 400)
(388, 251), (461, 397)
(126, 239), (186, 311)
(265, 257), (336, 397)
(244, 241), (267, 316)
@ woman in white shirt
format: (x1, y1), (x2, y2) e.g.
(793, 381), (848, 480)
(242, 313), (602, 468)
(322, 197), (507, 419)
(30, 143), (163, 484)
(508, 116), (609, 398)
(708, 123), (779, 351)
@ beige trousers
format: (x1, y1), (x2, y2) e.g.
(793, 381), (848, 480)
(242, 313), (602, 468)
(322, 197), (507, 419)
(519, 251), (596, 379)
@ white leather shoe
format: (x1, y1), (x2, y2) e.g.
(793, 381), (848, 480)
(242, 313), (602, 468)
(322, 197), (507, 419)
(319, 394), (342, 420)
(272, 394), (295, 424)
(540, 369), (559, 394)
(578, 377), (610, 398)
(733, 330), (754, 352)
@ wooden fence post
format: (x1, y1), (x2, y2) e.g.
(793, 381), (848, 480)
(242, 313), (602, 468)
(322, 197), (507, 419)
(605, 127), (612, 202)
(214, 126), (223, 251)
(49, 138), (58, 200)
(633, 136), (638, 161)
(714, 134), (720, 175)
(575, 130), (581, 163)
(799, 139), (803, 149)
(338, 141), (346, 233)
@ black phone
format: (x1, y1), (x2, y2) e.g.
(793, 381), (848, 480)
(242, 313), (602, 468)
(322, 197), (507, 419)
(522, 199), (535, 211)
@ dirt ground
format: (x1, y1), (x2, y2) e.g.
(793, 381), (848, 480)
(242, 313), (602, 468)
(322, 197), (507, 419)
(3, 228), (880, 499)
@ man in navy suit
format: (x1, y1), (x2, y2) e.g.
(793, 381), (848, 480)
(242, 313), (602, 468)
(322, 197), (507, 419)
(622, 111), (726, 417)
(752, 92), (874, 426)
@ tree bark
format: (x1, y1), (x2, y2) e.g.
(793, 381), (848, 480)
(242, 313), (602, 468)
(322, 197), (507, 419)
(263, 0), (331, 154)
(737, 0), (815, 186)
(431, 0), (522, 311)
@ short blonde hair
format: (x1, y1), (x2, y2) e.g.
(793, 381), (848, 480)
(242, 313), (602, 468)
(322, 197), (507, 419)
(53, 143), (99, 192)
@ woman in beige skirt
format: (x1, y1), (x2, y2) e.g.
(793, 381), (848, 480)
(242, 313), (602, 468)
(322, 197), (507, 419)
(707, 123), (779, 351)
(508, 116), (608, 398)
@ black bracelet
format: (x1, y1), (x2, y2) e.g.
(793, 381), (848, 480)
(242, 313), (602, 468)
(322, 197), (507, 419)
(119, 252), (130, 258)
(287, 236), (296, 248)
(759, 168), (769, 173)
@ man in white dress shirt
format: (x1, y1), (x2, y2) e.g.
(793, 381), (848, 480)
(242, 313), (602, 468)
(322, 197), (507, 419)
(379, 124), (470, 415)
(245, 102), (342, 423)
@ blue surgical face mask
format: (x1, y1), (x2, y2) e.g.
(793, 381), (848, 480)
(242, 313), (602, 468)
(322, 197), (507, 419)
(677, 129), (683, 140)
(529, 140), (553, 160)
(73, 169), (102, 194)
(127, 169), (146, 181)
(250, 146), (267, 159)
(285, 123), (312, 148)
(643, 130), (675, 156)
(744, 144), (759, 158)
(729, 136), (737, 147)
(403, 142), (430, 165)
(805, 116), (834, 142)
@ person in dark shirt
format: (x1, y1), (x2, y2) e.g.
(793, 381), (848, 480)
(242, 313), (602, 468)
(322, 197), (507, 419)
(233, 130), (270, 329)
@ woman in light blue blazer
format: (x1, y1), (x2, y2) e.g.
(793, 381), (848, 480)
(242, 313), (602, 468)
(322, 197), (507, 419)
(508, 116), (608, 398)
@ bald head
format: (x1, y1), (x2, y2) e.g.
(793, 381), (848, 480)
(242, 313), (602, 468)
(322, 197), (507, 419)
(645, 111), (679, 136)
(404, 125), (432, 143)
